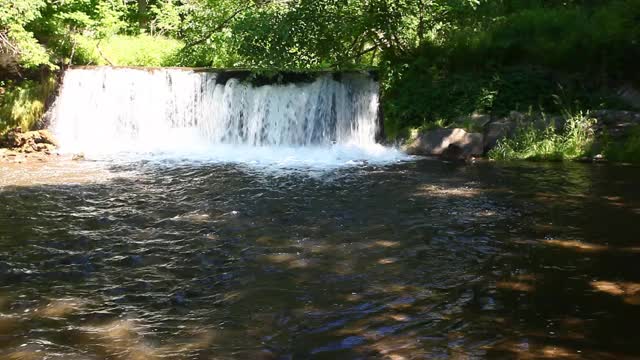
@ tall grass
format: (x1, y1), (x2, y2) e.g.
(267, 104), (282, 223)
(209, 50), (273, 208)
(488, 112), (596, 161)
(0, 77), (57, 134)
(74, 35), (183, 67)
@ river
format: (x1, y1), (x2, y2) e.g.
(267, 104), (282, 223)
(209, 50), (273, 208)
(1, 158), (639, 358)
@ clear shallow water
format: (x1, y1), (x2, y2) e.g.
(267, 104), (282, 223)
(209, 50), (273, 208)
(1, 158), (640, 359)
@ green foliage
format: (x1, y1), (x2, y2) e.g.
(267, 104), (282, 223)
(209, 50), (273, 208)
(382, 64), (621, 139)
(488, 112), (596, 161)
(382, 0), (640, 135)
(0, 0), (49, 68)
(176, 0), (480, 69)
(1, 0), (638, 148)
(441, 1), (640, 79)
(2, 0), (178, 69)
(0, 76), (56, 133)
(604, 126), (640, 164)
(73, 35), (183, 67)
(150, 0), (183, 37)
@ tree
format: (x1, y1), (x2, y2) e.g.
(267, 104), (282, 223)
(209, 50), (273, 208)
(0, 0), (49, 68)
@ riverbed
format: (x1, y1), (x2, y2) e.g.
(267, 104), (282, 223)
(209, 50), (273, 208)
(1, 158), (639, 358)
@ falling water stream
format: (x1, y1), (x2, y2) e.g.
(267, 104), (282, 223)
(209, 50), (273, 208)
(1, 68), (640, 358)
(51, 68), (403, 167)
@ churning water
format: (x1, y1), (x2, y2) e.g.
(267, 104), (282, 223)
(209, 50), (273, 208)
(52, 67), (407, 167)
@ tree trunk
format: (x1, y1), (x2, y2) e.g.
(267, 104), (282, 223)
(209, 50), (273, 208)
(138, 0), (148, 30)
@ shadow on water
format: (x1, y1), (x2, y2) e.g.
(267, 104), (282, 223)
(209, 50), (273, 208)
(1, 159), (640, 358)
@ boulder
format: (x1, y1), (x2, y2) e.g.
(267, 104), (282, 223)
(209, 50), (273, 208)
(545, 115), (566, 131)
(0, 127), (25, 148)
(482, 112), (566, 152)
(470, 112), (492, 127)
(37, 130), (59, 147)
(590, 110), (640, 138)
(440, 144), (467, 161)
(484, 118), (517, 151)
(403, 128), (484, 157)
(454, 112), (492, 130)
(590, 110), (638, 125)
(617, 84), (640, 110)
(508, 111), (526, 122)
(0, 127), (58, 154)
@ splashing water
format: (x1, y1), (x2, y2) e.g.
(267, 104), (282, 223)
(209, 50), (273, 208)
(52, 67), (407, 167)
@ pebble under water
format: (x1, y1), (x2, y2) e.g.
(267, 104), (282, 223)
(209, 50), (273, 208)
(1, 158), (640, 359)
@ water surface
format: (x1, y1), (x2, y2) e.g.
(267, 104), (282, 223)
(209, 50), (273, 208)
(1, 159), (639, 359)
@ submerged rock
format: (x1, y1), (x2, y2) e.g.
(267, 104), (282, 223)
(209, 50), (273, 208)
(403, 128), (484, 159)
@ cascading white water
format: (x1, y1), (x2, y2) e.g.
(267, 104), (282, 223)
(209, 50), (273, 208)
(52, 67), (406, 167)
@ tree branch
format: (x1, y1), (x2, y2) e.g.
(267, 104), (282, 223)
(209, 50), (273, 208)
(184, 7), (248, 49)
(332, 46), (378, 67)
(95, 39), (114, 66)
(0, 31), (19, 55)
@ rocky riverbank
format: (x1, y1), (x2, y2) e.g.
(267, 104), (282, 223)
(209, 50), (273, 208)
(0, 127), (60, 163)
(402, 110), (640, 162)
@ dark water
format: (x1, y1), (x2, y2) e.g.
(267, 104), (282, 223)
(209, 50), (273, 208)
(1, 159), (640, 359)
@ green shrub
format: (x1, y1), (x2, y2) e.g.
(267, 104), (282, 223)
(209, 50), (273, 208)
(442, 0), (640, 80)
(0, 76), (57, 134)
(382, 63), (620, 139)
(488, 112), (596, 161)
(73, 35), (183, 67)
(382, 0), (639, 139)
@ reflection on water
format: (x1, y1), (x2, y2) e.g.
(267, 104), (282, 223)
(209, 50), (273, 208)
(1, 159), (640, 358)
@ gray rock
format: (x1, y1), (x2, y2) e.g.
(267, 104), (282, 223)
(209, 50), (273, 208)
(455, 112), (492, 130)
(546, 115), (566, 131)
(483, 118), (517, 151)
(482, 113), (566, 152)
(1, 127), (58, 151)
(590, 110), (640, 139)
(404, 128), (484, 157)
(591, 110), (640, 125)
(470, 112), (492, 126)
(617, 84), (640, 110)
(509, 111), (526, 122)
(441, 144), (466, 161)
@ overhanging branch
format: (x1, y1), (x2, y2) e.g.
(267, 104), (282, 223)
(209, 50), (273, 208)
(183, 7), (248, 49)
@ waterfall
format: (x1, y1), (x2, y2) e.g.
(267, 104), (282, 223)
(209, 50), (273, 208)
(53, 67), (381, 151)
(51, 67), (406, 167)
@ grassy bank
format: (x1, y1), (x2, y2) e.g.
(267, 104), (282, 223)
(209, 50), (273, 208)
(0, 76), (57, 134)
(73, 35), (183, 67)
(482, 111), (640, 163)
(488, 112), (597, 161)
